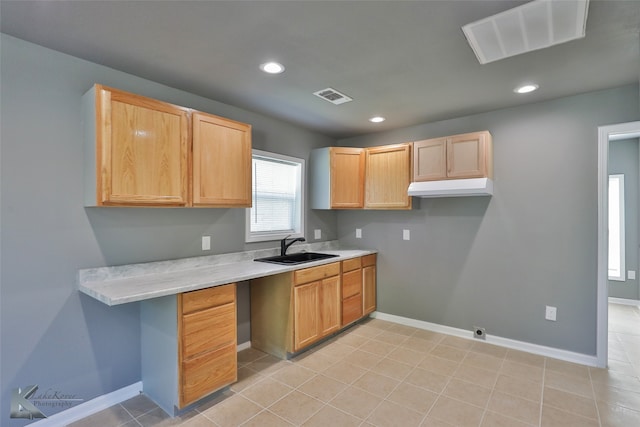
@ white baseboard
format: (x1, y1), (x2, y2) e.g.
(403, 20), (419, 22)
(28, 381), (143, 427)
(27, 314), (602, 426)
(371, 311), (599, 367)
(609, 297), (640, 307)
(27, 341), (253, 426)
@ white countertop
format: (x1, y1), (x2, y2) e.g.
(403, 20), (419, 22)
(78, 242), (376, 306)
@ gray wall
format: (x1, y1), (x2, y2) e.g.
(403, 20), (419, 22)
(608, 138), (640, 300)
(337, 85), (639, 356)
(0, 34), (336, 423)
(2, 31), (639, 425)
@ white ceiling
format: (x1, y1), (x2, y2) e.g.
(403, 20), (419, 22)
(1, 0), (639, 138)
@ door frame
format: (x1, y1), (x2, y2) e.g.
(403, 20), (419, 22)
(596, 121), (640, 367)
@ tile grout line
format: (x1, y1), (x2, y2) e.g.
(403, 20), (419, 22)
(588, 363), (604, 427)
(323, 329), (400, 425)
(117, 403), (137, 425)
(476, 351), (506, 427)
(251, 350), (349, 426)
(339, 324), (444, 425)
(538, 356), (547, 427)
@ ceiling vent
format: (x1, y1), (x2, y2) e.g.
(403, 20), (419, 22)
(462, 0), (589, 64)
(313, 88), (353, 105)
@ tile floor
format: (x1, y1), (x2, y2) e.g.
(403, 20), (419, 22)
(70, 304), (640, 426)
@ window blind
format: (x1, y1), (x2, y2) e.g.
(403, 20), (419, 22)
(250, 156), (300, 234)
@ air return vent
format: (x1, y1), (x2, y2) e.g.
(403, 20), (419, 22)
(462, 0), (589, 64)
(313, 88), (353, 105)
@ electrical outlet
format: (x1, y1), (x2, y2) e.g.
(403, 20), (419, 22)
(314, 229), (321, 239)
(201, 236), (211, 251)
(628, 270), (636, 280)
(356, 228), (362, 238)
(403, 229), (410, 241)
(473, 326), (486, 340)
(545, 305), (557, 321)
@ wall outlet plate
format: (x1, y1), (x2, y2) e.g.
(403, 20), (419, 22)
(201, 235), (211, 251)
(314, 229), (321, 239)
(403, 229), (410, 240)
(356, 228), (362, 238)
(473, 326), (486, 339)
(545, 305), (557, 321)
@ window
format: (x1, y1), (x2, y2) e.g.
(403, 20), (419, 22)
(608, 174), (625, 281)
(245, 150), (305, 243)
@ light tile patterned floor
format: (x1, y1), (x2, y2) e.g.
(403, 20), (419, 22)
(70, 304), (640, 426)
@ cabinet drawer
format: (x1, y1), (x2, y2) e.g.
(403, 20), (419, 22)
(294, 262), (340, 285)
(182, 302), (236, 359)
(342, 294), (363, 326)
(181, 344), (237, 407)
(362, 254), (377, 267)
(342, 258), (361, 273)
(342, 269), (362, 299)
(182, 284), (236, 315)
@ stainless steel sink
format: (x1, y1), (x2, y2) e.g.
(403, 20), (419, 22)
(254, 252), (339, 265)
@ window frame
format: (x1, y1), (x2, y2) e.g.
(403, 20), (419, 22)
(245, 149), (305, 243)
(608, 173), (626, 281)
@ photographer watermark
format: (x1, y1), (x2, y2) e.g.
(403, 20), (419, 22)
(10, 385), (83, 419)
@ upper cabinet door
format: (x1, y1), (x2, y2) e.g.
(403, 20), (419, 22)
(192, 112), (252, 207)
(413, 138), (447, 182)
(447, 131), (491, 179)
(365, 143), (412, 209)
(412, 131), (492, 182)
(93, 85), (190, 206)
(330, 147), (365, 208)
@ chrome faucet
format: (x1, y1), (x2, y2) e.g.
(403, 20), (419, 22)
(281, 235), (306, 256)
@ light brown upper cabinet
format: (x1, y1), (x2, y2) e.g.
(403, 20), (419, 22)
(192, 112), (251, 207)
(413, 131), (492, 182)
(331, 147), (365, 208)
(310, 147), (365, 209)
(365, 143), (412, 209)
(311, 144), (411, 210)
(83, 84), (252, 207)
(83, 84), (190, 206)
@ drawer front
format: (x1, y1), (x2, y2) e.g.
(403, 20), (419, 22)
(182, 283), (236, 315)
(182, 302), (236, 359)
(294, 262), (340, 285)
(342, 294), (363, 326)
(342, 257), (361, 273)
(342, 269), (362, 299)
(362, 254), (377, 267)
(181, 344), (237, 407)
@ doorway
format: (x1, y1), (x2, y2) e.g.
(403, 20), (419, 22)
(597, 121), (640, 367)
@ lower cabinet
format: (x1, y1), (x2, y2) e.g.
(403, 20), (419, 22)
(362, 254), (377, 315)
(251, 255), (377, 359)
(251, 262), (341, 358)
(141, 283), (237, 415)
(179, 285), (237, 407)
(341, 257), (363, 326)
(294, 273), (341, 350)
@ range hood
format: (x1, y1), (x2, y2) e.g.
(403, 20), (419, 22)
(407, 178), (493, 198)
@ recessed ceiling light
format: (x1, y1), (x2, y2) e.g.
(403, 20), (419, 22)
(514, 84), (539, 94)
(260, 62), (285, 74)
(369, 116), (385, 123)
